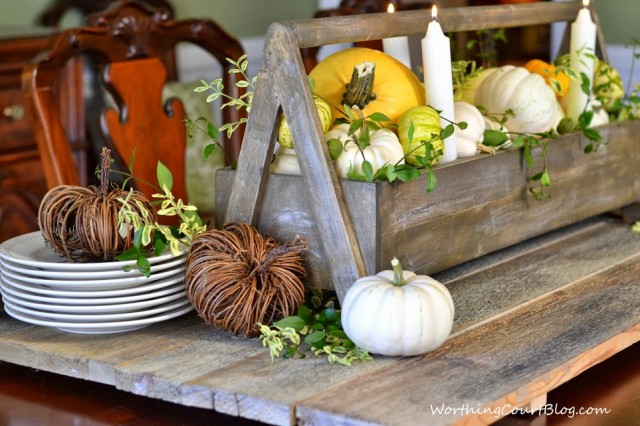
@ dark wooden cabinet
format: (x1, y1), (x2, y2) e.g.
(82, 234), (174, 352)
(0, 28), (84, 243)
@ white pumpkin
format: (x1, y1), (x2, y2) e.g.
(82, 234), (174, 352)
(484, 116), (509, 134)
(270, 145), (301, 175)
(341, 258), (455, 356)
(455, 67), (496, 104)
(474, 65), (561, 134)
(454, 101), (485, 157)
(327, 123), (405, 179)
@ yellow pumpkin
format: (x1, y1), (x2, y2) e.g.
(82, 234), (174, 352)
(524, 59), (569, 98)
(309, 47), (425, 125)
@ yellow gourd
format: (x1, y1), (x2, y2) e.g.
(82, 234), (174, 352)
(309, 47), (425, 125)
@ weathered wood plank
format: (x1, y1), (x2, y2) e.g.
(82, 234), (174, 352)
(218, 173), (379, 290)
(444, 218), (640, 335)
(224, 58), (280, 225)
(0, 313), (203, 384)
(126, 218), (639, 426)
(289, 2), (582, 46)
(0, 218), (638, 426)
(296, 251), (640, 425)
(218, 121), (640, 290)
(262, 22), (367, 301)
(458, 324), (640, 425)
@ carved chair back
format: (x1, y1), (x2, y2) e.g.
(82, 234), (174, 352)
(23, 0), (246, 206)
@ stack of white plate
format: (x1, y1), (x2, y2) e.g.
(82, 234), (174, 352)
(0, 232), (193, 334)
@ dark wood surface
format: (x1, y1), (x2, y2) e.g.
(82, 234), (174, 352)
(0, 29), (84, 244)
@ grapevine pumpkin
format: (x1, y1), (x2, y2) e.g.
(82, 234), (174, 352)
(341, 258), (455, 356)
(309, 47), (425, 125)
(38, 148), (156, 262)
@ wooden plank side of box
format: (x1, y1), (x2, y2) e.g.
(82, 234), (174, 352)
(217, 121), (640, 288)
(379, 121), (640, 274)
(216, 172), (380, 289)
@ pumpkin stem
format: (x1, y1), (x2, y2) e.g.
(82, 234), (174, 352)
(99, 147), (112, 197)
(391, 257), (407, 286)
(342, 62), (377, 110)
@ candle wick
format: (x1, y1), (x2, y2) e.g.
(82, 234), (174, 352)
(431, 16), (437, 22)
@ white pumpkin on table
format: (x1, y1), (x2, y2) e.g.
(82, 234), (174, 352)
(341, 258), (454, 356)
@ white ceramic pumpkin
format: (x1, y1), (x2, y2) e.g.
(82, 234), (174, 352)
(474, 65), (561, 134)
(341, 258), (455, 356)
(270, 145), (301, 175)
(454, 101), (485, 157)
(327, 123), (405, 179)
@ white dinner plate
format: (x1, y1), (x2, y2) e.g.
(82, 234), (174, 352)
(0, 231), (187, 271)
(2, 295), (191, 321)
(3, 303), (194, 334)
(0, 271), (185, 298)
(0, 256), (186, 282)
(1, 279), (186, 308)
(0, 265), (182, 291)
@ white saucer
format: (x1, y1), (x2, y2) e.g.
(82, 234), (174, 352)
(0, 231), (187, 271)
(3, 303), (194, 334)
(0, 271), (185, 298)
(1, 279), (186, 308)
(0, 265), (182, 291)
(0, 256), (186, 282)
(2, 294), (191, 321)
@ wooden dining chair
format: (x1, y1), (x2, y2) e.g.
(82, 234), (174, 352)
(22, 0), (246, 208)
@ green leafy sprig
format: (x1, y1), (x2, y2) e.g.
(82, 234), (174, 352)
(481, 109), (554, 200)
(452, 60), (484, 101)
(192, 54), (256, 163)
(555, 48), (605, 153)
(603, 37), (640, 122)
(112, 162), (206, 276)
(331, 105), (465, 193)
(258, 289), (372, 366)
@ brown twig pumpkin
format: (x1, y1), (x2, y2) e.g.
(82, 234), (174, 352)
(38, 147), (156, 262)
(185, 222), (307, 337)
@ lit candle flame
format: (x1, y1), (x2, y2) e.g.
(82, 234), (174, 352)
(431, 5), (438, 21)
(387, 3), (395, 14)
(582, 0), (589, 7)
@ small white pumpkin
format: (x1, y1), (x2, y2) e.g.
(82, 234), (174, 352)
(454, 101), (485, 157)
(341, 258), (454, 356)
(327, 123), (405, 179)
(474, 65), (561, 134)
(484, 116), (509, 134)
(270, 145), (301, 175)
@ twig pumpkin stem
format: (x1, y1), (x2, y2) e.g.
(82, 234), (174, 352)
(99, 147), (111, 197)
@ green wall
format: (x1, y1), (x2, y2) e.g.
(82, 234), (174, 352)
(0, 0), (317, 38)
(594, 0), (639, 45)
(171, 1), (317, 38)
(0, 0), (635, 45)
